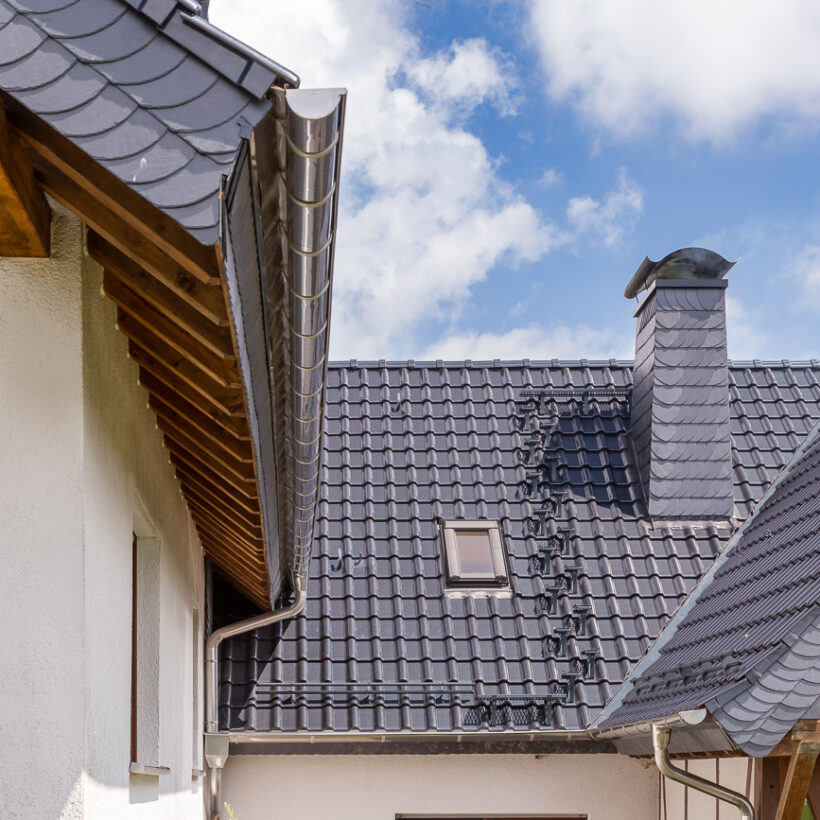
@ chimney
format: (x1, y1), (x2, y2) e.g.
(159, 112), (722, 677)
(626, 247), (735, 523)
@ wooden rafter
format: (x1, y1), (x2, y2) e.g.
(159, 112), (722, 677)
(0, 100), (50, 257)
(2, 93), (219, 285)
(0, 97), (273, 608)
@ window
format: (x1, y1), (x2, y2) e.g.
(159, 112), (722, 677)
(130, 531), (162, 771)
(441, 520), (508, 587)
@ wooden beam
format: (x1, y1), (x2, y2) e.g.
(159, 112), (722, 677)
(113, 299), (239, 390)
(179, 479), (263, 536)
(156, 416), (256, 490)
(775, 742), (819, 820)
(182, 490), (264, 545)
(807, 766), (820, 818)
(197, 534), (269, 606)
(89, 232), (232, 341)
(0, 101), (50, 256)
(138, 369), (251, 441)
(148, 392), (253, 464)
(4, 94), (220, 285)
(164, 438), (259, 503)
(171, 460), (261, 519)
(129, 340), (245, 418)
(32, 158), (229, 324)
(757, 757), (788, 820)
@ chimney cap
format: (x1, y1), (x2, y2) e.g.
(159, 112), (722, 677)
(624, 247), (735, 299)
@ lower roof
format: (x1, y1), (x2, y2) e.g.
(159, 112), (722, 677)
(219, 359), (820, 734)
(597, 419), (820, 756)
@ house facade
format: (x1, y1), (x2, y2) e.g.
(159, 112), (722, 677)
(2, 2), (820, 820)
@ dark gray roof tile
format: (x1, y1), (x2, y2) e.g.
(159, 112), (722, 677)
(13, 61), (105, 113)
(94, 34), (185, 85)
(219, 361), (820, 734)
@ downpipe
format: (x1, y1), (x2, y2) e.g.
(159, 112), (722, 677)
(653, 724), (754, 819)
(204, 583), (306, 820)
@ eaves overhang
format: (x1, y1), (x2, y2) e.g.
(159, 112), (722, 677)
(0, 0), (347, 609)
(220, 87), (347, 605)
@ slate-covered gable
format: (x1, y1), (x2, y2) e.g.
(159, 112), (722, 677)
(597, 419), (820, 756)
(219, 359), (820, 734)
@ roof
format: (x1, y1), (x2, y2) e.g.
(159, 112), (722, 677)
(0, 0), (346, 608)
(0, 0), (285, 245)
(596, 419), (820, 756)
(218, 359), (820, 735)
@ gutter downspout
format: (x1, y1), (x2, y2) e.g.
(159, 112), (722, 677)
(204, 583), (306, 819)
(653, 724), (754, 819)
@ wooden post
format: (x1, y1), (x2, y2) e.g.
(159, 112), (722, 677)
(775, 742), (819, 820)
(0, 100), (50, 257)
(807, 765), (820, 818)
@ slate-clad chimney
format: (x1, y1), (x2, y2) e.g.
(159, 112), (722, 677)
(626, 248), (736, 522)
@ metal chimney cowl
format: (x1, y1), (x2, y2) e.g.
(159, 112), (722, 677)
(628, 248), (736, 523)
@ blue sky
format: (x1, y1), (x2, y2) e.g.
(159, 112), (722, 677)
(213, 0), (820, 362)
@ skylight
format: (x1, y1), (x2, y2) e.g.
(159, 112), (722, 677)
(440, 520), (508, 587)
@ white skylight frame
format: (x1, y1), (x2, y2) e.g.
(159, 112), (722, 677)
(440, 519), (509, 587)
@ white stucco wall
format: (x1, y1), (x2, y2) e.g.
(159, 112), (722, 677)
(661, 756), (753, 820)
(0, 209), (206, 819)
(223, 753), (659, 820)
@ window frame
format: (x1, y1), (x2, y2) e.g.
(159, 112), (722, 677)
(440, 519), (509, 587)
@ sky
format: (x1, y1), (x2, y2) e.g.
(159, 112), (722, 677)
(211, 0), (820, 363)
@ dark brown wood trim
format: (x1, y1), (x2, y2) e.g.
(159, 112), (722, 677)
(0, 100), (50, 257)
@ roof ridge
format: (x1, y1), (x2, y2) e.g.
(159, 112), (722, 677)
(121, 0), (298, 94)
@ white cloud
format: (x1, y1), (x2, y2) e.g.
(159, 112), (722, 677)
(791, 245), (820, 310)
(211, 0), (554, 359)
(566, 170), (643, 246)
(422, 323), (631, 361)
(539, 168), (562, 187)
(725, 295), (770, 360)
(408, 38), (519, 116)
(529, 0), (820, 141)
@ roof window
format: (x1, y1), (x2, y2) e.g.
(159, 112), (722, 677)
(441, 520), (508, 587)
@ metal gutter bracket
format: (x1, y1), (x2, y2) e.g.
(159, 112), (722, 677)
(652, 722), (754, 819)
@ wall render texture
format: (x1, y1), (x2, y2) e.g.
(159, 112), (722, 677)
(0, 209), (206, 819)
(223, 753), (658, 820)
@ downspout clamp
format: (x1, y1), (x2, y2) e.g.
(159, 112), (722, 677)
(652, 723), (754, 819)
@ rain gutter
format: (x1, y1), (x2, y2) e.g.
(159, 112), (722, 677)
(204, 86), (346, 820)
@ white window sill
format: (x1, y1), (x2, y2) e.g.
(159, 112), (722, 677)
(129, 762), (171, 777)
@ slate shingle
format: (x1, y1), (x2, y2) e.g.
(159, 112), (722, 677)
(0, 0), (280, 244)
(219, 359), (820, 734)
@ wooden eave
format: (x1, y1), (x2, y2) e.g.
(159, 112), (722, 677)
(0, 93), (272, 609)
